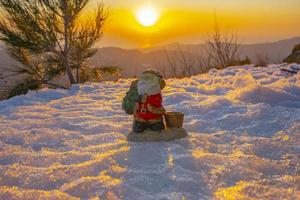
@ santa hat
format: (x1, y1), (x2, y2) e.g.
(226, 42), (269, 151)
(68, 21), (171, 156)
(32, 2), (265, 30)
(142, 69), (166, 89)
(142, 69), (163, 79)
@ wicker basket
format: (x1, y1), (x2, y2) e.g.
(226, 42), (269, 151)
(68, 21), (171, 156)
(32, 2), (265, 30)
(164, 112), (184, 128)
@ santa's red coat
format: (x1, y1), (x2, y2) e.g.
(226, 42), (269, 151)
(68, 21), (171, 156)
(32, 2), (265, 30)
(136, 93), (163, 120)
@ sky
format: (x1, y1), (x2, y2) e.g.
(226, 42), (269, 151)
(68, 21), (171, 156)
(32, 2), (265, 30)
(90, 0), (300, 48)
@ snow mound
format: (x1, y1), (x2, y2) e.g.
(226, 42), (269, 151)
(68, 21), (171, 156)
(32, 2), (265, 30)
(0, 64), (299, 199)
(127, 128), (188, 142)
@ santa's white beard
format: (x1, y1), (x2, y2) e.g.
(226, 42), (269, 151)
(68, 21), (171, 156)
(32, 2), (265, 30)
(137, 75), (161, 95)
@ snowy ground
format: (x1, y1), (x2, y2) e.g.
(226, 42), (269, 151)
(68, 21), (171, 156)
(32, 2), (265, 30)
(0, 64), (299, 200)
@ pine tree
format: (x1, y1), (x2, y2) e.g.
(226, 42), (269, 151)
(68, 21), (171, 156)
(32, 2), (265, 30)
(0, 0), (108, 87)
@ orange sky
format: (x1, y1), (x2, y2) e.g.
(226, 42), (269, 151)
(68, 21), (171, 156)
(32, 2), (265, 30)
(89, 0), (300, 48)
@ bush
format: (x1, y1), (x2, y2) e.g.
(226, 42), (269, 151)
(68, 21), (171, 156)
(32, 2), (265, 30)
(256, 53), (270, 67)
(292, 43), (300, 54)
(8, 80), (40, 98)
(6, 66), (121, 99)
(80, 66), (121, 83)
(283, 43), (300, 64)
(227, 57), (252, 67)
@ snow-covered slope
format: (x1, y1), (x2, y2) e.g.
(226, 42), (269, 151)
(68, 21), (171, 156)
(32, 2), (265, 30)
(0, 64), (299, 200)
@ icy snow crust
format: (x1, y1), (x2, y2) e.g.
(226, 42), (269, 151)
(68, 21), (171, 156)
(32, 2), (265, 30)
(0, 64), (299, 199)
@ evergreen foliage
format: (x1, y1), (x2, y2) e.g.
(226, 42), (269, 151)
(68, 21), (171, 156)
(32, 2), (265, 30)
(0, 0), (108, 90)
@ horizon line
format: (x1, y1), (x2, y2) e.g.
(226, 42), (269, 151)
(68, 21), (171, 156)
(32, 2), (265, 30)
(96, 35), (300, 50)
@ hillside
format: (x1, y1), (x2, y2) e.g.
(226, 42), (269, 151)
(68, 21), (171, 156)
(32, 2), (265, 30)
(1, 37), (300, 96)
(0, 64), (299, 199)
(92, 37), (300, 77)
(1, 37), (300, 76)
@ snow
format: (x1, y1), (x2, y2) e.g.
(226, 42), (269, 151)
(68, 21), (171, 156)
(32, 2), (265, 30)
(0, 64), (299, 200)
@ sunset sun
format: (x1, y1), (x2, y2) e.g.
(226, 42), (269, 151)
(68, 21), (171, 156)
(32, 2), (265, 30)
(136, 6), (159, 27)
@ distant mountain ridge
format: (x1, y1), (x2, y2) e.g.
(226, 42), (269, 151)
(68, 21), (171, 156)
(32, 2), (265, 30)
(1, 37), (300, 78)
(92, 37), (300, 77)
(0, 37), (300, 98)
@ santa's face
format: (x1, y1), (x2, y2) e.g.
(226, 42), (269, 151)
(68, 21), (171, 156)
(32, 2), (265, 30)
(137, 73), (161, 95)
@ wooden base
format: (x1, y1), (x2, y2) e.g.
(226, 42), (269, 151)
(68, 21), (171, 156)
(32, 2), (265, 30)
(127, 128), (188, 142)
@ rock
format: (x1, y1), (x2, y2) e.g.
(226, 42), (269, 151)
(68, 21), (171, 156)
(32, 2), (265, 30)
(127, 128), (188, 142)
(292, 44), (300, 54)
(284, 43), (300, 64)
(284, 51), (300, 64)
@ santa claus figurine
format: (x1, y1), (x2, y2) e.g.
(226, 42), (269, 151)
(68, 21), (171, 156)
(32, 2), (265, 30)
(133, 69), (166, 133)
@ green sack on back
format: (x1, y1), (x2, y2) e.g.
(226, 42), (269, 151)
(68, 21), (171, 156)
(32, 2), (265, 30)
(122, 80), (139, 115)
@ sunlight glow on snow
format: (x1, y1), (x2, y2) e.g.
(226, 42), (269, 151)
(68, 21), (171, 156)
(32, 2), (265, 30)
(0, 64), (299, 199)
